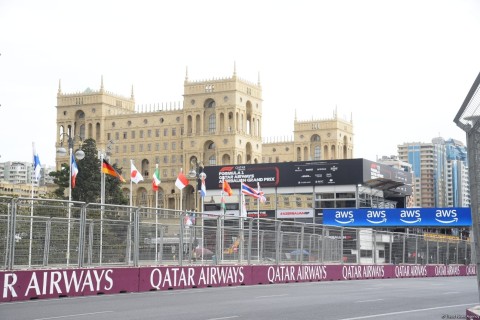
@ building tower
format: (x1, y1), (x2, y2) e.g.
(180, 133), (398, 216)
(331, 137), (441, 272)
(182, 65), (263, 168)
(55, 77), (135, 170)
(397, 137), (469, 209)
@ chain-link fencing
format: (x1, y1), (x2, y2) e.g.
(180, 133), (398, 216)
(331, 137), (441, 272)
(0, 197), (473, 270)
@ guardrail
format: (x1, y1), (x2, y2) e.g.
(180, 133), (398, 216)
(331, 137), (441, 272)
(0, 196), (473, 270)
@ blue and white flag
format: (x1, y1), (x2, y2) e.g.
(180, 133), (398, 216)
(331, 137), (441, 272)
(32, 142), (41, 181)
(200, 176), (207, 198)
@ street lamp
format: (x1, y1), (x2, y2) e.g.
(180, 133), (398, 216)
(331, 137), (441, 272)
(188, 157), (206, 212)
(189, 157), (206, 262)
(56, 132), (84, 266)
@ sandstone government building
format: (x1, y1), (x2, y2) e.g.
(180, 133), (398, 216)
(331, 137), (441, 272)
(55, 66), (357, 212)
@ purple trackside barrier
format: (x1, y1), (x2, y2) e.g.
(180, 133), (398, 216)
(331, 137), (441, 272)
(0, 264), (476, 302)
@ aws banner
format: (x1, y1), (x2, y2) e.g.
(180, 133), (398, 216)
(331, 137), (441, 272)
(323, 207), (471, 227)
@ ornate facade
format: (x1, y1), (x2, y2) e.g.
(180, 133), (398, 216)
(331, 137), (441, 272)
(55, 67), (354, 210)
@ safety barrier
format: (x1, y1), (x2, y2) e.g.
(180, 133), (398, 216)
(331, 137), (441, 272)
(0, 196), (473, 271)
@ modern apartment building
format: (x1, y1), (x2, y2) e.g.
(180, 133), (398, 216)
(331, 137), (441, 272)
(397, 137), (469, 209)
(0, 161), (36, 185)
(445, 138), (470, 207)
(55, 68), (354, 210)
(0, 162), (56, 198)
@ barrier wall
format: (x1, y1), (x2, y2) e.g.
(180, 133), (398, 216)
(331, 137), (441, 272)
(0, 264), (476, 302)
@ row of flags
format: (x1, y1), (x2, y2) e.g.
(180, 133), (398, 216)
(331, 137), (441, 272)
(31, 144), (265, 212)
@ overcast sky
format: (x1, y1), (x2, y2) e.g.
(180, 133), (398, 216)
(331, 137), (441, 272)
(1, 0), (479, 166)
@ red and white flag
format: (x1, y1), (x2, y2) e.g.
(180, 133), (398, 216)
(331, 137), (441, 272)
(130, 160), (144, 184)
(175, 170), (189, 190)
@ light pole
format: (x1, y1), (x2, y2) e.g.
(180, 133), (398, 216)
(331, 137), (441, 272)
(188, 157), (205, 212)
(56, 132), (84, 266)
(188, 158), (206, 262)
(98, 140), (115, 265)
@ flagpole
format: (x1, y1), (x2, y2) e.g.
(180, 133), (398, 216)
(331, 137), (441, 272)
(29, 143), (35, 267)
(128, 160), (133, 264)
(129, 160), (133, 207)
(29, 171), (34, 267)
(221, 177), (225, 262)
(257, 182), (262, 262)
(100, 153), (104, 265)
(257, 189), (260, 262)
(66, 146), (73, 266)
(155, 163), (159, 263)
(201, 192), (204, 264)
(239, 190), (244, 263)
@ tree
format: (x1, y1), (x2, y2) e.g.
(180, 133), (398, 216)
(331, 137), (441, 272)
(73, 138), (101, 203)
(49, 163), (69, 199)
(50, 138), (128, 205)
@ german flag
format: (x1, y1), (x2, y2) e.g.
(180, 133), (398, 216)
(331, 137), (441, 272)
(102, 159), (126, 182)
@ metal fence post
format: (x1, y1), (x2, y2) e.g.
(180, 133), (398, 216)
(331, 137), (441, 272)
(356, 229), (361, 264)
(388, 232), (393, 264)
(3, 202), (11, 269)
(8, 198), (19, 270)
(247, 218), (253, 264)
(321, 226), (326, 264)
(275, 220), (282, 264)
(77, 204), (87, 268)
(415, 235), (418, 265)
(437, 241), (440, 264)
(134, 207), (140, 267)
(340, 227), (344, 265)
(300, 224), (305, 264)
(88, 222), (94, 266)
(179, 212), (185, 266)
(426, 238), (429, 264)
(456, 240), (459, 264)
(446, 239), (450, 265)
(43, 219), (51, 267)
(215, 216), (221, 265)
(158, 225), (164, 264)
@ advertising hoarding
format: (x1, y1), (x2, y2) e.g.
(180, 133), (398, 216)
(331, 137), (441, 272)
(323, 207), (472, 227)
(204, 159), (367, 189)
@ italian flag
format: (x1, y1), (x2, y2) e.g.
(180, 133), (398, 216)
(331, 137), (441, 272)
(152, 167), (161, 191)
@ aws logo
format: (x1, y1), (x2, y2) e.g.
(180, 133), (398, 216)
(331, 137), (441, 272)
(366, 210), (386, 224)
(334, 210), (354, 224)
(435, 209), (458, 224)
(400, 209), (421, 224)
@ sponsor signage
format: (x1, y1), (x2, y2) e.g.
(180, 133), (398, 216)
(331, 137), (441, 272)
(246, 210), (275, 219)
(323, 207), (472, 227)
(1, 264), (475, 302)
(277, 208), (314, 219)
(204, 159), (367, 189)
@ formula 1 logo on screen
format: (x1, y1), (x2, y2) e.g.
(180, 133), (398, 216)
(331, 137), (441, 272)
(334, 210), (354, 225)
